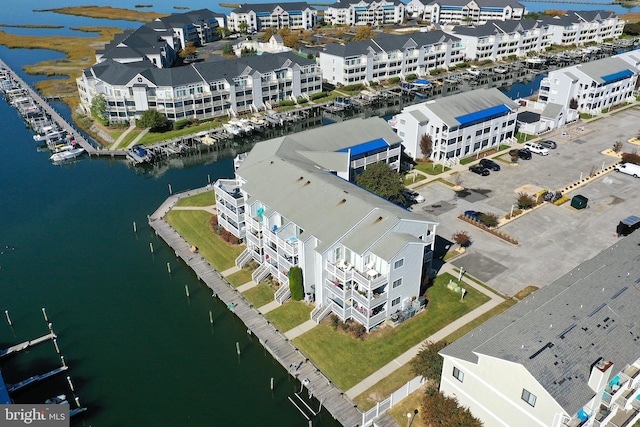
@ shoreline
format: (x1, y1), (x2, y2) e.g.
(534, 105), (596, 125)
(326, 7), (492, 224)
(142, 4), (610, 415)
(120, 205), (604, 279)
(148, 187), (363, 427)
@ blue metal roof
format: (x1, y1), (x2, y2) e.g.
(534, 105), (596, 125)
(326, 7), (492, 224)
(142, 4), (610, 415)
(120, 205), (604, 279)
(455, 104), (511, 127)
(0, 371), (11, 404)
(354, 7), (367, 11)
(288, 10), (303, 15)
(338, 138), (389, 156)
(256, 12), (271, 16)
(441, 6), (463, 10)
(601, 69), (634, 84)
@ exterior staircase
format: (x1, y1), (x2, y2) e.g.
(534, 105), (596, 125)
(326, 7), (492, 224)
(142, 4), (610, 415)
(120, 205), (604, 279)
(235, 248), (253, 268)
(275, 285), (291, 305)
(251, 262), (270, 283)
(310, 304), (332, 323)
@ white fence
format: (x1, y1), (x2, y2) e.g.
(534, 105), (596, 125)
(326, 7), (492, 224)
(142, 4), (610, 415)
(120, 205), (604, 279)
(362, 375), (426, 426)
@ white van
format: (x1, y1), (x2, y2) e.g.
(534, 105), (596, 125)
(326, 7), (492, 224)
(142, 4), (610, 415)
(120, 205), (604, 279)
(614, 162), (640, 178)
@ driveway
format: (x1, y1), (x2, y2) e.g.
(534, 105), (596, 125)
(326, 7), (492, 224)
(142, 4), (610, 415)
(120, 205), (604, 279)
(411, 107), (640, 296)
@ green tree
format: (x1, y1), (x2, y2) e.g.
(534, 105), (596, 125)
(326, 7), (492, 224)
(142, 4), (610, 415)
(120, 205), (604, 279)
(260, 28), (276, 42)
(216, 26), (229, 38)
(90, 94), (108, 124)
(411, 341), (448, 382)
(137, 109), (167, 131)
(422, 384), (483, 427)
(353, 25), (375, 41)
(289, 266), (304, 301)
(238, 22), (248, 34)
(178, 41), (198, 61)
(222, 43), (234, 56)
(356, 161), (405, 204)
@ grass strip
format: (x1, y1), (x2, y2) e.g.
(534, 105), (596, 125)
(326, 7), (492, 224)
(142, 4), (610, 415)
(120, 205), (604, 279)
(243, 283), (275, 308)
(226, 268), (254, 288)
(165, 210), (243, 271)
(175, 191), (216, 207)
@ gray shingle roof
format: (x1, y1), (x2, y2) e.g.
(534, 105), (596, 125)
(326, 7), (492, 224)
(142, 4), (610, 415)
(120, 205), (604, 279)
(440, 234), (640, 416)
(235, 117), (437, 257)
(538, 10), (617, 27)
(574, 56), (639, 85)
(232, 2), (315, 13)
(452, 19), (541, 37)
(323, 31), (460, 58)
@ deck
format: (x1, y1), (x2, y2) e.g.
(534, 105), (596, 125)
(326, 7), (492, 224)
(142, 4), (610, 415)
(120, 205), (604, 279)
(148, 188), (363, 427)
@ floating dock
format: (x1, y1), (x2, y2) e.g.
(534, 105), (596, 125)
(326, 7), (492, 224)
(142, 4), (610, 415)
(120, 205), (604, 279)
(0, 332), (56, 358)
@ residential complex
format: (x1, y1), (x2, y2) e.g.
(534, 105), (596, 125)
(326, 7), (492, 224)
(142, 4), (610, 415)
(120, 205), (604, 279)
(76, 52), (322, 123)
(325, 0), (406, 26)
(406, 0), (526, 25)
(319, 31), (464, 85)
(447, 19), (550, 62)
(228, 2), (317, 32)
(538, 11), (625, 46)
(394, 88), (518, 161)
(537, 54), (639, 115)
(213, 118), (438, 331)
(440, 234), (640, 427)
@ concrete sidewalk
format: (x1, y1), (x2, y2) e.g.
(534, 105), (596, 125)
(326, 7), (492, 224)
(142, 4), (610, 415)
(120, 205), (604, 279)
(285, 320), (318, 340)
(345, 263), (504, 399)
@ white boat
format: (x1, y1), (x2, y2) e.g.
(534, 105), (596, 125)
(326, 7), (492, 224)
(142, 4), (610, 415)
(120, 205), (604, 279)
(50, 145), (84, 162)
(223, 123), (243, 137)
(34, 129), (65, 142)
(238, 119), (254, 135)
(249, 117), (266, 131)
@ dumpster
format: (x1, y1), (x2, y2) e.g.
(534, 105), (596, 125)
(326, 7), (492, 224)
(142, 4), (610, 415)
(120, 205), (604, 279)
(571, 195), (588, 210)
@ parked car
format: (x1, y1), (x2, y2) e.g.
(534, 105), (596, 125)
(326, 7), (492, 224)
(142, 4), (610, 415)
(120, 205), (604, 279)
(402, 189), (425, 203)
(464, 210), (484, 222)
(469, 165), (490, 176)
(509, 148), (532, 160)
(539, 139), (557, 149)
(479, 158), (501, 171)
(524, 142), (549, 156)
(614, 162), (640, 178)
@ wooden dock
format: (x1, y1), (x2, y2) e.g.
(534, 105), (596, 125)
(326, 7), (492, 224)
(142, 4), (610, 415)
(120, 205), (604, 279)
(0, 332), (56, 358)
(0, 57), (97, 156)
(148, 188), (363, 427)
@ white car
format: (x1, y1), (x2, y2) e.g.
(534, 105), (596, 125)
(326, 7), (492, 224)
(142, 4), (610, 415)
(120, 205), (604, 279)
(403, 190), (425, 203)
(614, 162), (640, 178)
(524, 142), (549, 156)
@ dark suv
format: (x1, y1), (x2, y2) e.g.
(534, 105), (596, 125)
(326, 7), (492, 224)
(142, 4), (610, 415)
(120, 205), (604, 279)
(509, 148), (532, 160)
(479, 158), (500, 171)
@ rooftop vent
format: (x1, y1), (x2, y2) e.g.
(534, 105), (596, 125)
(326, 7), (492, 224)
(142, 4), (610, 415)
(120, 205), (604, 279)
(338, 199), (346, 205)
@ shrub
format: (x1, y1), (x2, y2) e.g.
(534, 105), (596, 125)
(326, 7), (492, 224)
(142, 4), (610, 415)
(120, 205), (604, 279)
(621, 152), (640, 165)
(297, 97), (309, 104)
(289, 266), (304, 301)
(329, 314), (340, 330)
(388, 77), (401, 84)
(411, 341), (448, 382)
(405, 73), (417, 81)
(173, 119), (192, 131)
(279, 100), (295, 107)
(613, 141), (624, 153)
(480, 212), (499, 228)
(452, 231), (471, 248)
(342, 83), (364, 92)
(421, 385), (483, 427)
(310, 92), (327, 100)
(517, 192), (535, 210)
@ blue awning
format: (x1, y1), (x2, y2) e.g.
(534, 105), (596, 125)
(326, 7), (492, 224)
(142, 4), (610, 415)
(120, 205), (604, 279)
(288, 10), (302, 15)
(0, 371), (11, 404)
(338, 138), (389, 156)
(577, 409), (589, 422)
(455, 104), (511, 127)
(601, 69), (634, 84)
(354, 7), (367, 11)
(441, 6), (463, 10)
(414, 79), (430, 86)
(256, 12), (270, 16)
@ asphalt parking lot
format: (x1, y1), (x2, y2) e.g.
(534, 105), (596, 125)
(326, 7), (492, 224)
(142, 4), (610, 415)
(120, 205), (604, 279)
(412, 107), (640, 296)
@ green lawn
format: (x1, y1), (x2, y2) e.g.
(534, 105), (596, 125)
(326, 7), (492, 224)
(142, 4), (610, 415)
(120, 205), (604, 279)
(354, 363), (415, 410)
(113, 128), (143, 150)
(294, 273), (490, 390)
(242, 283), (275, 308)
(136, 121), (223, 146)
(165, 210), (243, 271)
(264, 300), (313, 332)
(414, 162), (450, 175)
(403, 172), (426, 186)
(175, 191), (216, 207)
(226, 267), (254, 287)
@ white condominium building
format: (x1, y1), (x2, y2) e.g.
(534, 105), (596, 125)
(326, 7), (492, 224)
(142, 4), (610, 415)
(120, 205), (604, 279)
(394, 88), (518, 160)
(319, 31), (464, 85)
(325, 0), (406, 26)
(213, 118), (438, 331)
(538, 10), (625, 46)
(228, 2), (317, 32)
(413, 0), (526, 25)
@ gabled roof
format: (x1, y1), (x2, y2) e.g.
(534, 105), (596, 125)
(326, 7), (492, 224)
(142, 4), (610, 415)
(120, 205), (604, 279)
(540, 102), (563, 119)
(86, 52), (314, 87)
(451, 18), (541, 37)
(441, 234), (640, 416)
(232, 2), (315, 13)
(573, 56), (639, 85)
(236, 118), (436, 258)
(538, 10), (618, 27)
(401, 88), (517, 128)
(323, 31), (460, 58)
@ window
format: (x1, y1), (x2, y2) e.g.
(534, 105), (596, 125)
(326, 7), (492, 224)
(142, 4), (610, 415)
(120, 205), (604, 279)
(453, 367), (464, 382)
(521, 389), (536, 407)
(392, 278), (402, 289)
(394, 259), (404, 269)
(392, 297), (400, 306)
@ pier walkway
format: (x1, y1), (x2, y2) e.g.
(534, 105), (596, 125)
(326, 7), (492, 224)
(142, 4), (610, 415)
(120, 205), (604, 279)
(148, 188), (362, 427)
(0, 332), (56, 358)
(0, 58), (96, 155)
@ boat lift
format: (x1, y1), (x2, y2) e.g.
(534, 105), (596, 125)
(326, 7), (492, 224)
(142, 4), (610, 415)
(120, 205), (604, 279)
(288, 379), (324, 421)
(7, 365), (69, 393)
